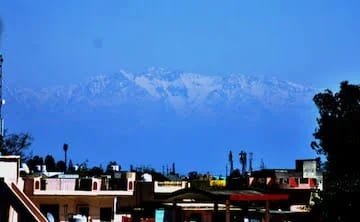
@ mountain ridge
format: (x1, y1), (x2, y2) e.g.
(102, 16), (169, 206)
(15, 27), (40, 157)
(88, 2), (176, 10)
(4, 68), (317, 114)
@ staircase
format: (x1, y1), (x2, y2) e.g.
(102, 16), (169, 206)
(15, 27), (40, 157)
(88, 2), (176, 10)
(0, 178), (48, 222)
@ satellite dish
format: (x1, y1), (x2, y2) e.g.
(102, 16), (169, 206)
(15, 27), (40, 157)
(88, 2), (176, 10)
(47, 212), (55, 222)
(20, 163), (30, 174)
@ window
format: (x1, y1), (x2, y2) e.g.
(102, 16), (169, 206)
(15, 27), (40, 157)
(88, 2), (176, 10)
(35, 181), (40, 189)
(309, 178), (317, 187)
(300, 178), (308, 184)
(100, 208), (112, 222)
(289, 177), (298, 187)
(40, 179), (46, 190)
(77, 205), (89, 218)
(279, 178), (289, 184)
(257, 178), (265, 184)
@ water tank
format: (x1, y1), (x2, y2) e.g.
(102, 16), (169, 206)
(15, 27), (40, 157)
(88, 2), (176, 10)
(69, 214), (87, 222)
(111, 164), (120, 172)
(141, 173), (153, 182)
(35, 165), (41, 172)
(20, 163), (30, 174)
(42, 165), (47, 173)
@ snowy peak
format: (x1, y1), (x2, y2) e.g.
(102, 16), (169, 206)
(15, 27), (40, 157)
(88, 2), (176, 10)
(4, 68), (317, 114)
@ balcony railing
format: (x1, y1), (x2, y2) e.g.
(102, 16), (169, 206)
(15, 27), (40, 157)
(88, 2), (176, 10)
(26, 177), (134, 195)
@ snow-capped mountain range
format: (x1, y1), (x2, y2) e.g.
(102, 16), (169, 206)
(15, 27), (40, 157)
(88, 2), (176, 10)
(3, 68), (319, 173)
(5, 67), (316, 114)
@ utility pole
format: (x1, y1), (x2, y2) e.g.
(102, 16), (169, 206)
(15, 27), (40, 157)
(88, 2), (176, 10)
(248, 152), (253, 176)
(63, 143), (68, 173)
(0, 54), (4, 137)
(239, 151), (247, 176)
(229, 150), (234, 175)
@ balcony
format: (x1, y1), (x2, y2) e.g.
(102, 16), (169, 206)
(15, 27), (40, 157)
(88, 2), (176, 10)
(24, 174), (136, 196)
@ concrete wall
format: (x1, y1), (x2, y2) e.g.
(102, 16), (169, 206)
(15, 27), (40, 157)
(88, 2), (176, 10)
(154, 181), (187, 193)
(0, 155), (20, 184)
(31, 196), (115, 222)
(44, 178), (77, 191)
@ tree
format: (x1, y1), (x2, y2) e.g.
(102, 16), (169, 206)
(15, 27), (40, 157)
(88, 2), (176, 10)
(105, 161), (120, 174)
(44, 155), (56, 172)
(26, 155), (43, 172)
(88, 165), (104, 177)
(0, 132), (33, 162)
(56, 160), (66, 172)
(68, 159), (75, 173)
(311, 81), (360, 221)
(188, 171), (201, 180)
(77, 159), (89, 177)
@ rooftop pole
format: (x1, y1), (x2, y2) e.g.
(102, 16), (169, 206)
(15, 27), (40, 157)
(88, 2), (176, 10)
(0, 55), (4, 137)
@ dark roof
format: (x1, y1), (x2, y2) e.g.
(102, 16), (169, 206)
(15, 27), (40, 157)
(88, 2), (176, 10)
(162, 187), (289, 203)
(165, 187), (222, 202)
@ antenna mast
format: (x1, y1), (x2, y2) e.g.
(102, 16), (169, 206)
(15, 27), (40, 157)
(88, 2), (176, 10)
(239, 150), (247, 176)
(229, 150), (234, 175)
(248, 152), (253, 175)
(0, 54), (4, 137)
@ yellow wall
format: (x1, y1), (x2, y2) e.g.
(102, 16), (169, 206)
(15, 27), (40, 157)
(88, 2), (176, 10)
(209, 179), (226, 187)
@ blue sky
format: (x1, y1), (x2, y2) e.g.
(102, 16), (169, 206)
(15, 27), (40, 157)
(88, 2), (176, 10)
(1, 0), (360, 89)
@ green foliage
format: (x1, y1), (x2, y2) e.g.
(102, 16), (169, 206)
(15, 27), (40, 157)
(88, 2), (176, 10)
(88, 166), (104, 177)
(105, 160), (120, 174)
(26, 155), (43, 172)
(77, 159), (89, 177)
(78, 160), (104, 177)
(56, 160), (66, 172)
(68, 159), (75, 173)
(45, 155), (56, 171)
(188, 171), (201, 180)
(311, 81), (360, 221)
